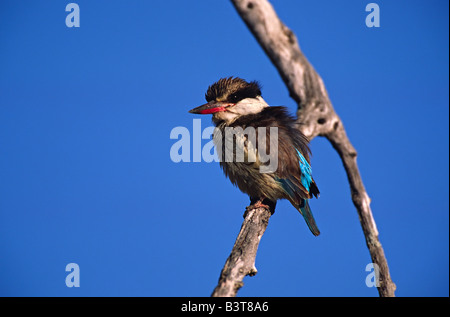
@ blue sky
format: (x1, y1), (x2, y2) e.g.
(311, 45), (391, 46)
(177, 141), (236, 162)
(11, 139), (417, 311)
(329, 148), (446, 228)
(0, 0), (448, 297)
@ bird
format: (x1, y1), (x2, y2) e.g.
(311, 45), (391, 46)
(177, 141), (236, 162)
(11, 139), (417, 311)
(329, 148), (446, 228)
(189, 77), (321, 236)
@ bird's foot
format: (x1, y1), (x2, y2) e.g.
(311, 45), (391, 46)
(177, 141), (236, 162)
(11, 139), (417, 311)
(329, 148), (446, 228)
(244, 197), (276, 218)
(247, 200), (270, 210)
(244, 199), (270, 218)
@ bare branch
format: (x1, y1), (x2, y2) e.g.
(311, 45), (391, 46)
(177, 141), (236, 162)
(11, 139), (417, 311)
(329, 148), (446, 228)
(226, 0), (396, 296)
(211, 206), (272, 297)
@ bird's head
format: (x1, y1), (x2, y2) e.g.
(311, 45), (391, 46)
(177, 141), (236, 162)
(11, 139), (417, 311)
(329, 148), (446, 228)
(189, 77), (269, 124)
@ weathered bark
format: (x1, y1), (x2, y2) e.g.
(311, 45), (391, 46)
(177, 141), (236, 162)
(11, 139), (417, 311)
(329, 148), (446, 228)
(212, 0), (396, 297)
(211, 206), (271, 297)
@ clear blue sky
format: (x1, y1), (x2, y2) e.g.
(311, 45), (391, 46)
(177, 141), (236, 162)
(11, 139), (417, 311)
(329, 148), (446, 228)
(0, 0), (448, 297)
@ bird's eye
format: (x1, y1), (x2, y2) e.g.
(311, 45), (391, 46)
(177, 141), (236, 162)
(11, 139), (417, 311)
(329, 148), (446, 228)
(231, 94), (238, 102)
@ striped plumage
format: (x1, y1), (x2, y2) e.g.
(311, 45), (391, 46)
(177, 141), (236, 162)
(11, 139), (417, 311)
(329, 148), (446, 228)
(189, 77), (320, 236)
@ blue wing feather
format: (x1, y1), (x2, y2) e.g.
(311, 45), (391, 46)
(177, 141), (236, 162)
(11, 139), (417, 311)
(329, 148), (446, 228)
(275, 148), (320, 236)
(296, 149), (312, 191)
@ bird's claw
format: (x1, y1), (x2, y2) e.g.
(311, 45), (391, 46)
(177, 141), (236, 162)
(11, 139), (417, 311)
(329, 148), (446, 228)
(247, 200), (270, 210)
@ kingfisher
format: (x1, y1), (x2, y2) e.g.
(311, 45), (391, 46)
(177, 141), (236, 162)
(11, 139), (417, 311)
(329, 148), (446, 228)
(189, 77), (321, 236)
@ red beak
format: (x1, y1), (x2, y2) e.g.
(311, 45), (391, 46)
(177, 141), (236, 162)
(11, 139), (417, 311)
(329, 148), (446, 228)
(188, 101), (234, 115)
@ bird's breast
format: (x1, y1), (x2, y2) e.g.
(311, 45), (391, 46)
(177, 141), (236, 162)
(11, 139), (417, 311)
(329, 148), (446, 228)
(213, 122), (284, 200)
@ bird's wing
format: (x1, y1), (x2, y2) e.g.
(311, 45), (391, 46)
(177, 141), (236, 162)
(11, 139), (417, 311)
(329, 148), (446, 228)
(275, 145), (321, 236)
(294, 148), (320, 199)
(275, 147), (310, 202)
(275, 140), (319, 203)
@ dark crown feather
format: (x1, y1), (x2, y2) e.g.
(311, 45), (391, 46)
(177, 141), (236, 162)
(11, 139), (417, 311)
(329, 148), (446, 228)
(205, 77), (262, 103)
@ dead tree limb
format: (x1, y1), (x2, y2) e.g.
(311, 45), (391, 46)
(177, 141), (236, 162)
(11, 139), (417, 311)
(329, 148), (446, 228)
(211, 206), (271, 297)
(220, 0), (396, 297)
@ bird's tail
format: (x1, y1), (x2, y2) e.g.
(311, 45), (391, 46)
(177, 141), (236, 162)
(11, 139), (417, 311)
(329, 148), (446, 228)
(298, 200), (320, 236)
